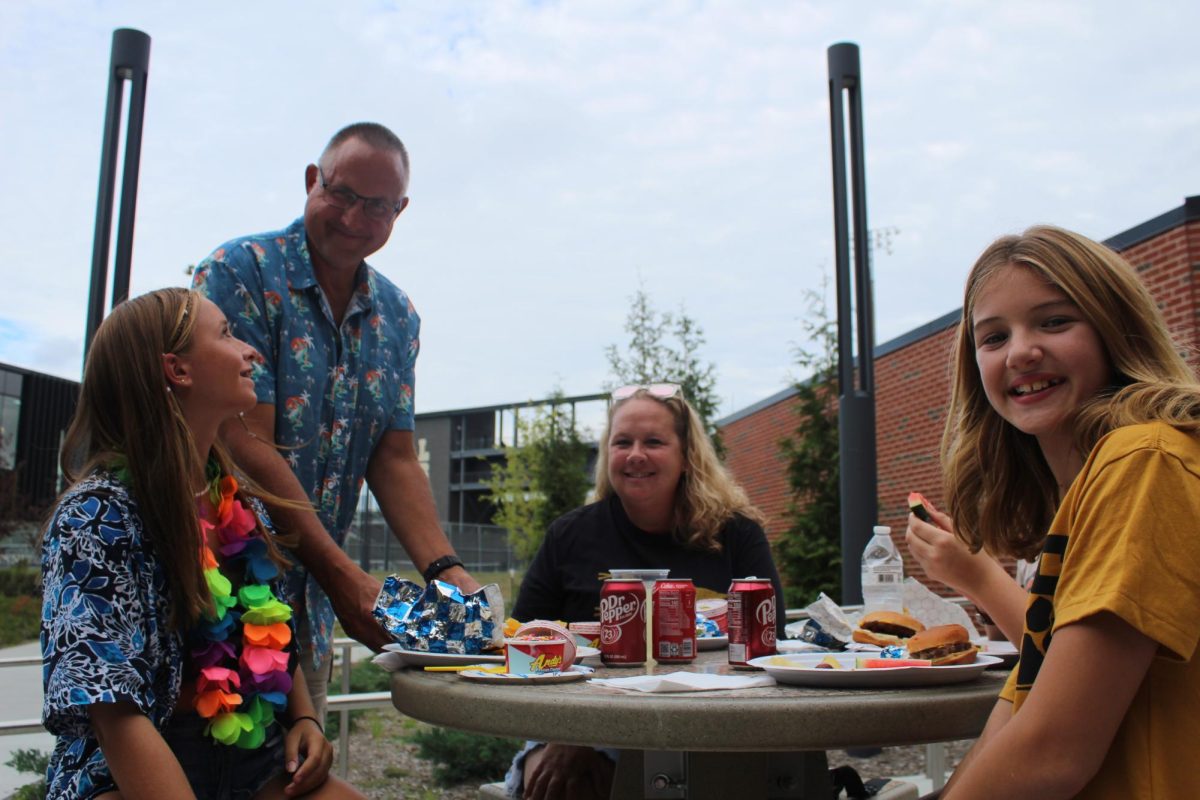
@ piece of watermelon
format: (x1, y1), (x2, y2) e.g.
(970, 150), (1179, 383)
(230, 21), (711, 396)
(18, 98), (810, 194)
(856, 657), (932, 669)
(907, 492), (933, 523)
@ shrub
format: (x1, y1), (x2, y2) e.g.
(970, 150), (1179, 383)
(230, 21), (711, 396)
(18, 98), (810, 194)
(6, 748), (49, 800)
(0, 595), (42, 647)
(411, 727), (521, 786)
(0, 565), (40, 597)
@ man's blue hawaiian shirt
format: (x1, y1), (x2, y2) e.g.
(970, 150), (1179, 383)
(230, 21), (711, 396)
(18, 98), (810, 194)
(194, 217), (420, 666)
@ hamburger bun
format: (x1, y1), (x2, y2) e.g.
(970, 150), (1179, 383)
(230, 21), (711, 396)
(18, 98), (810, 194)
(906, 623), (979, 665)
(851, 611), (925, 647)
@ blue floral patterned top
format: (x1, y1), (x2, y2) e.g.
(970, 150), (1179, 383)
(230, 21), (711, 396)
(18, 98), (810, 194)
(40, 471), (290, 799)
(41, 472), (183, 800)
(193, 217), (421, 667)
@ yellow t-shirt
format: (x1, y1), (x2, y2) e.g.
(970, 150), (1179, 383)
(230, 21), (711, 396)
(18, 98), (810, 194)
(1001, 422), (1200, 799)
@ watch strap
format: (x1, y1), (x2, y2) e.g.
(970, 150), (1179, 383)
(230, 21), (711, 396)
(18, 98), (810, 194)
(422, 554), (464, 583)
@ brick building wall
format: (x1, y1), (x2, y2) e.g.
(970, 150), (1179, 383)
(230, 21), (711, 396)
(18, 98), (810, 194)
(720, 390), (802, 541)
(719, 198), (1200, 597)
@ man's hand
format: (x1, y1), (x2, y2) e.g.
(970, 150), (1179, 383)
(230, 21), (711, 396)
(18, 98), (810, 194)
(524, 743), (615, 800)
(325, 565), (388, 651)
(437, 564), (482, 594)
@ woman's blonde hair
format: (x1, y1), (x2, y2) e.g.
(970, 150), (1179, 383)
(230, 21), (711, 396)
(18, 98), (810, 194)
(943, 225), (1200, 560)
(59, 288), (291, 630)
(593, 388), (764, 551)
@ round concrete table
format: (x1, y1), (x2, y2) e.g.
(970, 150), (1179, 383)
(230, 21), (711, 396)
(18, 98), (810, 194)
(390, 650), (1006, 799)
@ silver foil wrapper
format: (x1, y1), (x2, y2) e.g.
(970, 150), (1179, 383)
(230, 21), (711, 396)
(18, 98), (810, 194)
(695, 612), (721, 638)
(372, 577), (505, 654)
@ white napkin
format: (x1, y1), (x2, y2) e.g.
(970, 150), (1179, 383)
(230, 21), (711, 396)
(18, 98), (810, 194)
(372, 651), (407, 672)
(903, 578), (977, 631)
(588, 671), (776, 693)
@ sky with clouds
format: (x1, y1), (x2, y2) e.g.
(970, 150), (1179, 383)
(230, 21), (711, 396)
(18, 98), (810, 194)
(1, 1), (1198, 423)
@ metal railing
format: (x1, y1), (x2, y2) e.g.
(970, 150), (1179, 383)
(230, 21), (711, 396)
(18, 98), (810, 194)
(345, 520), (519, 574)
(0, 654), (42, 736)
(0, 639), (393, 779)
(330, 637), (394, 777)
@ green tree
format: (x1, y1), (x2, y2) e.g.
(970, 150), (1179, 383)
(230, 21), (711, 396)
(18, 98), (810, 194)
(775, 285), (842, 607)
(483, 394), (592, 562)
(0, 464), (45, 559)
(604, 287), (722, 451)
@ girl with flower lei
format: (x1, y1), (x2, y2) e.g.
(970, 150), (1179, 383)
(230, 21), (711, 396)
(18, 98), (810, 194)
(40, 288), (365, 800)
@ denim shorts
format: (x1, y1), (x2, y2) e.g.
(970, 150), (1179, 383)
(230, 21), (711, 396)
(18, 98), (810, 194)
(161, 713), (286, 800)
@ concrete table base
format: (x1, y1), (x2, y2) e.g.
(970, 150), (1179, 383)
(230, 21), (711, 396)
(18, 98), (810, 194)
(391, 651), (1004, 799)
(616, 749), (831, 799)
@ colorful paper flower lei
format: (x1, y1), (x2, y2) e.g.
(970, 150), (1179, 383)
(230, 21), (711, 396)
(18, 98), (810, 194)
(191, 461), (293, 748)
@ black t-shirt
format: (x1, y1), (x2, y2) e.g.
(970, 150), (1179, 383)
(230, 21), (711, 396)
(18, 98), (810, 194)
(512, 495), (786, 637)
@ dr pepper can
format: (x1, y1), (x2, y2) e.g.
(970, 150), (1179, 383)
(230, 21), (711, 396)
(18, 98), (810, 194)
(727, 577), (776, 666)
(600, 578), (646, 666)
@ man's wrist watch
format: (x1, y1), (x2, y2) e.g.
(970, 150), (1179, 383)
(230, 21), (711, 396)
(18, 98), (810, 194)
(422, 554), (464, 583)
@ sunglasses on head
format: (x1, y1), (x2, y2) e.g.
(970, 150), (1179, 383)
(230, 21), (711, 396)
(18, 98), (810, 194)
(611, 383), (682, 401)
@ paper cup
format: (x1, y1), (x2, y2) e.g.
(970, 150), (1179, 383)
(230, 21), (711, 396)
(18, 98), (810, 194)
(697, 598), (729, 632)
(505, 638), (569, 673)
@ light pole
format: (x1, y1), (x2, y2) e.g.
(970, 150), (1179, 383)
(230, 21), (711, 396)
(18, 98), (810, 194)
(84, 28), (151, 365)
(827, 42), (878, 605)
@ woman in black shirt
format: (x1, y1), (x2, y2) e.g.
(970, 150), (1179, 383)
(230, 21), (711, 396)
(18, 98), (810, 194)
(509, 384), (784, 800)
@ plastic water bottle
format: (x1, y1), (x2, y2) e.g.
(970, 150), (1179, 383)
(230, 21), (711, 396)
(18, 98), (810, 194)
(861, 525), (904, 614)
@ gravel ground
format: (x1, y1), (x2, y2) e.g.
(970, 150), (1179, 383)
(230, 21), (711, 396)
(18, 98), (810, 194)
(343, 708), (974, 799)
(344, 709), (503, 800)
(828, 739), (973, 784)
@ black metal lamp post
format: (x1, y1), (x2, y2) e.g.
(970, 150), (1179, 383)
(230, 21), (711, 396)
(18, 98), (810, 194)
(84, 28), (151, 365)
(827, 42), (878, 605)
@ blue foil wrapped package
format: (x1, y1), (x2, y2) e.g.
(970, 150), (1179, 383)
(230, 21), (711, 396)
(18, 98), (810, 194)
(796, 618), (845, 650)
(880, 645), (906, 659)
(695, 612), (721, 638)
(372, 577), (505, 654)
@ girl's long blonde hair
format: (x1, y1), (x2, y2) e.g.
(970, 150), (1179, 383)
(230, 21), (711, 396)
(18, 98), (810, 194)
(943, 225), (1200, 560)
(59, 288), (291, 629)
(593, 388), (763, 551)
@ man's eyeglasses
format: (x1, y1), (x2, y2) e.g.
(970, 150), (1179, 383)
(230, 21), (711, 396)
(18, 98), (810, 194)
(611, 383), (682, 402)
(317, 168), (405, 221)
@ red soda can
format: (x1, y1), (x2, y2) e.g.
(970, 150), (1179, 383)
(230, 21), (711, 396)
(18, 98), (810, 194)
(600, 578), (646, 666)
(652, 578), (696, 663)
(727, 577), (776, 666)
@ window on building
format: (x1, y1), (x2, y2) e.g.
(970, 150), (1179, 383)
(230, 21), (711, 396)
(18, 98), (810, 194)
(0, 369), (21, 470)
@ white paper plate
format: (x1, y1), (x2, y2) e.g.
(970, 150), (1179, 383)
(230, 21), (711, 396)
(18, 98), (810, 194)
(980, 640), (1019, 668)
(748, 652), (1002, 687)
(696, 635), (729, 651)
(575, 645), (601, 663)
(458, 664), (593, 684)
(382, 644), (505, 667)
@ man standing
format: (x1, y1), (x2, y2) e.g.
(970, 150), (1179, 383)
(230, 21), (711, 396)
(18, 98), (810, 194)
(193, 122), (479, 719)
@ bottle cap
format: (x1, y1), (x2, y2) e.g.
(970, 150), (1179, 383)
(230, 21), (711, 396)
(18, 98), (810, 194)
(873, 526), (891, 535)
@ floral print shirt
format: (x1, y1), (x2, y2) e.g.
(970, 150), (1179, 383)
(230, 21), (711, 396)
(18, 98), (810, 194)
(41, 472), (182, 800)
(193, 217), (421, 665)
(41, 472), (291, 798)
